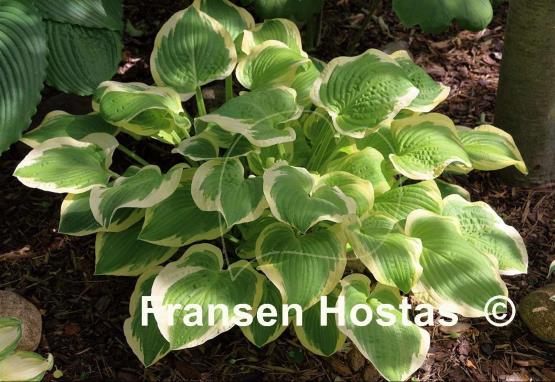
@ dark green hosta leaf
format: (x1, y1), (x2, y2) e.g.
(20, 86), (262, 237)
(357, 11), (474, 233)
(36, 0), (123, 31)
(0, 0), (47, 153)
(252, 0), (325, 22)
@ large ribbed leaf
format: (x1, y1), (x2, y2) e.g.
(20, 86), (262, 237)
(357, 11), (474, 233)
(45, 20), (122, 96)
(36, 0), (123, 31)
(0, 0), (47, 153)
(242, 18), (304, 56)
(193, 0), (254, 41)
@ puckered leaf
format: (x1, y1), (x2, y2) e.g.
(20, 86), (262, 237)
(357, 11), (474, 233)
(311, 49), (419, 138)
(443, 194), (528, 275)
(140, 169), (228, 247)
(256, 222), (346, 309)
(151, 244), (264, 349)
(457, 125), (528, 174)
(0, 0), (47, 153)
(95, 221), (178, 276)
(390, 50), (450, 112)
(151, 5), (236, 100)
(124, 267), (170, 367)
(197, 87), (302, 147)
(36, 0), (123, 31)
(0, 317), (22, 360)
(90, 164), (185, 228)
(193, 0), (254, 40)
(21, 112), (117, 148)
(346, 212), (422, 293)
(373, 180), (443, 221)
(389, 113), (472, 180)
(263, 161), (356, 233)
(236, 40), (311, 90)
(406, 210), (508, 317)
(93, 81), (191, 145)
(45, 20), (122, 96)
(339, 275), (430, 382)
(317, 172), (374, 217)
(241, 18), (305, 56)
(191, 158), (266, 226)
(0, 352), (54, 382)
(14, 133), (118, 194)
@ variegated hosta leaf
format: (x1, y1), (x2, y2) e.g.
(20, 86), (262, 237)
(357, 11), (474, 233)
(45, 20), (122, 96)
(294, 288), (346, 357)
(443, 195), (528, 275)
(151, 244), (264, 349)
(291, 61), (321, 108)
(0, 0), (47, 153)
(191, 158), (266, 226)
(241, 18), (305, 56)
(236, 215), (278, 259)
(346, 212), (422, 293)
(457, 125), (528, 174)
(90, 164), (185, 228)
(93, 82), (191, 145)
(355, 126), (396, 159)
(197, 87), (302, 147)
(172, 131), (256, 161)
(435, 179), (471, 201)
(193, 0), (254, 41)
(326, 146), (394, 196)
(236, 40), (310, 90)
(241, 276), (288, 347)
(390, 50), (450, 112)
(406, 210), (508, 317)
(311, 49), (419, 138)
(317, 172), (374, 217)
(0, 317), (21, 359)
(373, 180), (443, 221)
(151, 5), (236, 100)
(124, 267), (170, 367)
(21, 111), (117, 148)
(140, 169), (228, 247)
(263, 161), (356, 233)
(256, 222), (346, 309)
(339, 275), (430, 382)
(389, 113), (472, 180)
(14, 134), (118, 194)
(36, 0), (123, 31)
(0, 352), (54, 382)
(95, 221), (178, 276)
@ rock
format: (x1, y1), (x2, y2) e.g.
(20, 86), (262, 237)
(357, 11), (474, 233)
(519, 283), (555, 343)
(0, 291), (42, 351)
(381, 40), (410, 55)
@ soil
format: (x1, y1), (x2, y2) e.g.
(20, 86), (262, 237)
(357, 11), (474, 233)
(1, 1), (554, 381)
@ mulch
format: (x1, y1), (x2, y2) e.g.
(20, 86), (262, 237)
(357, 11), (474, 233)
(1, 0), (554, 381)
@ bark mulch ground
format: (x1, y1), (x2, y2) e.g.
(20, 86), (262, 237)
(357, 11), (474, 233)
(1, 1), (554, 381)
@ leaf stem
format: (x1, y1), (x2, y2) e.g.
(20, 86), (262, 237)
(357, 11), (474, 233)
(195, 86), (207, 117)
(117, 144), (150, 166)
(225, 76), (234, 101)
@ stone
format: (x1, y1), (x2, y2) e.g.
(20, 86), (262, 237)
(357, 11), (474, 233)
(518, 283), (555, 343)
(0, 291), (42, 351)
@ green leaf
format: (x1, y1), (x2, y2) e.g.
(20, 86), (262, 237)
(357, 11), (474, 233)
(339, 274), (430, 382)
(457, 125), (528, 174)
(236, 215), (278, 259)
(390, 50), (450, 112)
(291, 61), (321, 108)
(36, 0), (123, 31)
(317, 171), (374, 217)
(389, 113), (472, 180)
(443, 194), (528, 275)
(95, 221), (178, 276)
(0, 317), (22, 360)
(124, 267), (170, 367)
(263, 161), (356, 233)
(373, 180), (443, 221)
(93, 81), (191, 145)
(191, 158), (266, 226)
(151, 244), (264, 349)
(197, 87), (302, 147)
(21, 112), (117, 148)
(256, 222), (346, 309)
(406, 210), (508, 317)
(140, 169), (228, 247)
(14, 134), (118, 194)
(393, 0), (493, 33)
(45, 20), (122, 96)
(236, 40), (310, 90)
(241, 18), (305, 56)
(294, 288), (346, 356)
(193, 0), (254, 40)
(0, 352), (54, 382)
(346, 212), (422, 293)
(0, 0), (47, 153)
(252, 0), (324, 22)
(435, 178), (471, 201)
(311, 49), (419, 138)
(90, 164), (185, 228)
(173, 130), (256, 161)
(151, 6), (236, 100)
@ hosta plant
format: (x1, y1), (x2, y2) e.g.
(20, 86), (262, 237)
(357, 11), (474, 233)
(14, 1), (528, 380)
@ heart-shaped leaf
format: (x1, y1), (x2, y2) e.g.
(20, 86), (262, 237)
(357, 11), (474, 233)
(36, 0), (123, 31)
(241, 18), (305, 56)
(317, 171), (374, 217)
(193, 0), (254, 41)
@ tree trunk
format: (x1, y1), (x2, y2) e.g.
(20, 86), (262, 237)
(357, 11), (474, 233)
(494, 0), (555, 185)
